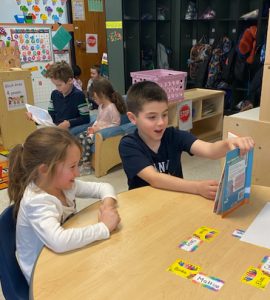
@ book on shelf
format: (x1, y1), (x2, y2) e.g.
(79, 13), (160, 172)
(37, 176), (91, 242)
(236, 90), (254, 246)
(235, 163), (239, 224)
(25, 104), (55, 127)
(214, 140), (254, 218)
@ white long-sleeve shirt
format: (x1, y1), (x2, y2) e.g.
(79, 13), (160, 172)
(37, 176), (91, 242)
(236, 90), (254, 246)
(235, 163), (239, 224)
(16, 179), (116, 283)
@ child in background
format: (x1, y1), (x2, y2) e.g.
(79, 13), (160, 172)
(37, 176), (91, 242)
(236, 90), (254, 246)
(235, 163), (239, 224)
(26, 61), (90, 135)
(87, 64), (101, 110)
(46, 61), (89, 132)
(72, 65), (83, 91)
(8, 127), (120, 283)
(119, 81), (254, 199)
(79, 78), (126, 175)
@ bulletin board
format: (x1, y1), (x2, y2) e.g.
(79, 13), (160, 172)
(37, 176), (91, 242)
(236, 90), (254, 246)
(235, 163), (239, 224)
(0, 24), (58, 109)
(0, 0), (68, 24)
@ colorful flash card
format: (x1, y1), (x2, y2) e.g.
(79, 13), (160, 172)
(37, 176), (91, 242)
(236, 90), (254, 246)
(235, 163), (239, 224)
(167, 258), (201, 279)
(232, 229), (245, 238)
(193, 226), (219, 242)
(258, 256), (270, 276)
(192, 273), (225, 292)
(179, 236), (202, 252)
(241, 266), (270, 289)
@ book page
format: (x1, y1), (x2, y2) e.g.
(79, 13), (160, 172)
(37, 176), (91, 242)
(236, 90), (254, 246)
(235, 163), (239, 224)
(25, 104), (55, 127)
(241, 202), (270, 249)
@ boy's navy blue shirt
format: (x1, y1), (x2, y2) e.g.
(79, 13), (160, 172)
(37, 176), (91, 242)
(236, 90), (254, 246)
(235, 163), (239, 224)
(119, 127), (197, 190)
(48, 85), (89, 128)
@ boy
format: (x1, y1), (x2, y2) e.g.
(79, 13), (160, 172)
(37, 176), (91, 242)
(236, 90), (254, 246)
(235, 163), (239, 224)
(46, 61), (90, 132)
(119, 81), (254, 200)
(87, 64), (101, 110)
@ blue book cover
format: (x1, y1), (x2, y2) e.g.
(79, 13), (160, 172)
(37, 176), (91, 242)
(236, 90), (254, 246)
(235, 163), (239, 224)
(214, 148), (254, 217)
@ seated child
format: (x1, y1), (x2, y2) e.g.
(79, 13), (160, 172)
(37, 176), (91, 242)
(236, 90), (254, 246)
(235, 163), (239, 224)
(8, 127), (120, 283)
(26, 61), (90, 133)
(79, 78), (126, 175)
(87, 64), (101, 110)
(72, 64), (83, 91)
(119, 81), (254, 200)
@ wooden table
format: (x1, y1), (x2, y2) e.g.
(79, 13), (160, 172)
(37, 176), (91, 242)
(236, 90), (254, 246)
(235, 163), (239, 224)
(31, 185), (270, 300)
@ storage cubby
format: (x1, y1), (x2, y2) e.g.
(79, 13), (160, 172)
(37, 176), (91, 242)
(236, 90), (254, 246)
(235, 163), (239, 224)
(178, 0), (269, 107)
(186, 89), (224, 140)
(122, 0), (172, 91)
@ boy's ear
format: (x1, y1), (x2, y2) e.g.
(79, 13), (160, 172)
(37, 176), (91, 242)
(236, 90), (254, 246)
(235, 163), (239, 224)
(127, 111), (137, 124)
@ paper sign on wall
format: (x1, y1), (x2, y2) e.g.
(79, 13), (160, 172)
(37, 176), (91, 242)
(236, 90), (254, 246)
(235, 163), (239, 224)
(86, 33), (98, 53)
(72, 0), (86, 21)
(3, 80), (27, 111)
(178, 100), (192, 131)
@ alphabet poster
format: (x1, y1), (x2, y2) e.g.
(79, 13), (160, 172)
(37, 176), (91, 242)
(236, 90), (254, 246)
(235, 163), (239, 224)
(11, 28), (53, 63)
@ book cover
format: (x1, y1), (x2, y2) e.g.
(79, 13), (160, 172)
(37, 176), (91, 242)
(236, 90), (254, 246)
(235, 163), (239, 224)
(214, 147), (254, 217)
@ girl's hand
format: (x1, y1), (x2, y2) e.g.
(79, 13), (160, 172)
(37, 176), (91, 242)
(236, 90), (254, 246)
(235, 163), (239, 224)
(196, 180), (219, 200)
(101, 197), (117, 209)
(87, 127), (94, 135)
(99, 206), (120, 232)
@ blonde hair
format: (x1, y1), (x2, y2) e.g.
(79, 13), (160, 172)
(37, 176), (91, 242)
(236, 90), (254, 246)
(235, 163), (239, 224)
(8, 127), (81, 217)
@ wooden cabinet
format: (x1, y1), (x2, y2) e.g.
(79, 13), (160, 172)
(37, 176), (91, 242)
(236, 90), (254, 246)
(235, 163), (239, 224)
(169, 88), (224, 140)
(223, 108), (270, 186)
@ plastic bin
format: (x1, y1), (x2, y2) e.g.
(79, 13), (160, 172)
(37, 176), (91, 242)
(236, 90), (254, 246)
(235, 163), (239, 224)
(130, 69), (187, 102)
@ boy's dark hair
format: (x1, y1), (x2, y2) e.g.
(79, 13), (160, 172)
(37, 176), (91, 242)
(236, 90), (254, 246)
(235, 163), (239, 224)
(126, 81), (168, 115)
(92, 78), (126, 114)
(72, 65), (82, 78)
(46, 61), (74, 83)
(91, 64), (101, 75)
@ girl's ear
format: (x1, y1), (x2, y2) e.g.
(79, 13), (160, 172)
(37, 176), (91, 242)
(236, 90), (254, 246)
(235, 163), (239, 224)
(38, 164), (49, 175)
(127, 111), (137, 124)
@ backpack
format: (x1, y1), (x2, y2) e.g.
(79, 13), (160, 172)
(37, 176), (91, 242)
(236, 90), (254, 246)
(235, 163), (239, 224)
(188, 36), (212, 86)
(205, 36), (232, 88)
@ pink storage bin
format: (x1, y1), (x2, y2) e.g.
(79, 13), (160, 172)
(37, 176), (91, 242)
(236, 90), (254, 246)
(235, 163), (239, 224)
(130, 69), (187, 102)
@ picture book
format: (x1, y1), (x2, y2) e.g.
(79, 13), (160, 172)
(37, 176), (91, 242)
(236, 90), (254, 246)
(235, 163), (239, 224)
(25, 104), (55, 127)
(214, 147), (254, 217)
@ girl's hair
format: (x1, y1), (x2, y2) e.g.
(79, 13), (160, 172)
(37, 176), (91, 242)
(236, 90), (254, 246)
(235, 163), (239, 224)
(46, 61), (74, 83)
(92, 78), (126, 114)
(72, 65), (82, 78)
(8, 127), (81, 217)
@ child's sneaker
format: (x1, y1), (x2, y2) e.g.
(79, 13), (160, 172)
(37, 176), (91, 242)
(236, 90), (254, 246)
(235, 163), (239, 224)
(80, 162), (92, 176)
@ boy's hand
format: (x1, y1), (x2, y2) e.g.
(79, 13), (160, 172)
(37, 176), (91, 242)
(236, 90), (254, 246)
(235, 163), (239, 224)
(26, 112), (33, 121)
(58, 120), (70, 129)
(99, 205), (120, 232)
(227, 137), (254, 156)
(196, 180), (219, 200)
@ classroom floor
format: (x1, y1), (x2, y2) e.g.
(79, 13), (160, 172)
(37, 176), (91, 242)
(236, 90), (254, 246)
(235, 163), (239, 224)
(0, 153), (222, 299)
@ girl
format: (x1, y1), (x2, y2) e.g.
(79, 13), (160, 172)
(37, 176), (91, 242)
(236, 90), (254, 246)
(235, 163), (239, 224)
(8, 127), (120, 284)
(79, 78), (126, 175)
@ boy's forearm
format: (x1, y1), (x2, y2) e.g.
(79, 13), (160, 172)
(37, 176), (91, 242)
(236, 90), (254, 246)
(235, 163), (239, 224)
(147, 172), (200, 195)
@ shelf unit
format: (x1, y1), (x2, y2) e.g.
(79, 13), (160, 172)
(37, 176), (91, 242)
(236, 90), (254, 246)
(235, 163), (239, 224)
(169, 88), (224, 140)
(179, 0), (269, 106)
